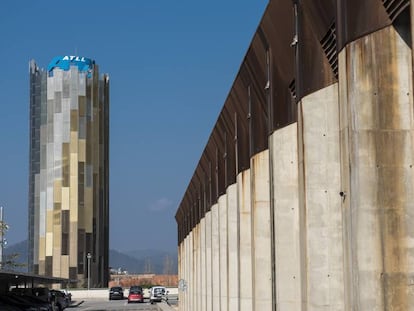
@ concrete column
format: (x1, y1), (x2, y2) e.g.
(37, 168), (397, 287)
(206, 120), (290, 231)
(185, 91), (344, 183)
(238, 170), (253, 311)
(182, 237), (187, 311)
(205, 210), (213, 311)
(181, 236), (187, 311)
(211, 203), (221, 310)
(251, 150), (272, 310)
(219, 194), (228, 311)
(194, 221), (203, 310)
(200, 217), (206, 311)
(300, 84), (344, 310)
(227, 184), (239, 311)
(189, 231), (194, 310)
(339, 26), (414, 310)
(271, 123), (302, 310)
(178, 242), (184, 311)
(185, 234), (190, 311)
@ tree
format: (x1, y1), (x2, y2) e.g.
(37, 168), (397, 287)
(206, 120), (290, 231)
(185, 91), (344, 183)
(0, 220), (25, 271)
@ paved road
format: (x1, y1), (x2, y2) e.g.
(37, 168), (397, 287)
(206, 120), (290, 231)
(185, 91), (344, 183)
(69, 299), (161, 311)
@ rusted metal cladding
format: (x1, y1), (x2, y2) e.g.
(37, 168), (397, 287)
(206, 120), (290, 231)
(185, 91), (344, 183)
(199, 155), (212, 212)
(298, 0), (338, 97)
(261, 1), (296, 130)
(211, 125), (226, 197)
(205, 137), (219, 203)
(245, 36), (268, 155)
(336, 0), (409, 49)
(220, 105), (237, 187)
(194, 166), (206, 221)
(230, 78), (250, 173)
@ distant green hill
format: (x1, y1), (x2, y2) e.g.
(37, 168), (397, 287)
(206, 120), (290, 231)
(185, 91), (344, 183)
(5, 240), (177, 274)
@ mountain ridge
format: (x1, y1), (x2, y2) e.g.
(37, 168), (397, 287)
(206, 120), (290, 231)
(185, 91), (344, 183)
(4, 240), (177, 274)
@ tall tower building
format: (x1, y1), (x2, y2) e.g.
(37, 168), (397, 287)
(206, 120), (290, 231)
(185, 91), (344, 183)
(28, 56), (109, 287)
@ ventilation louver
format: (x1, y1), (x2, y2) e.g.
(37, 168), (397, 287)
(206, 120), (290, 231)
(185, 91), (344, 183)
(289, 79), (296, 100)
(382, 0), (410, 22)
(320, 22), (338, 79)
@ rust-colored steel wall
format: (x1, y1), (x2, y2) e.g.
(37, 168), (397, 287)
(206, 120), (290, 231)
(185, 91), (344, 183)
(175, 0), (411, 243)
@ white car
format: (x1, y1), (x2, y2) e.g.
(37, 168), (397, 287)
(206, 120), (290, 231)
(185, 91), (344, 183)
(149, 286), (168, 304)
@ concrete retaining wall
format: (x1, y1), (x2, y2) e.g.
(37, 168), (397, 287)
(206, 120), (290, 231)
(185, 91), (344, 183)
(178, 24), (414, 311)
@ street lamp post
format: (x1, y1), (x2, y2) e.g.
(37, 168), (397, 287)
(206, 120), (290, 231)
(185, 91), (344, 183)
(87, 253), (92, 290)
(0, 206), (3, 270)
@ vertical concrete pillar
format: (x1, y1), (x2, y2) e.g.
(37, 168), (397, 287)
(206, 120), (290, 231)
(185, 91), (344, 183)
(190, 231), (195, 310)
(339, 26), (414, 310)
(300, 84), (344, 310)
(182, 234), (187, 311)
(181, 236), (187, 311)
(211, 203), (220, 310)
(200, 217), (206, 311)
(238, 170), (253, 311)
(206, 210), (213, 311)
(194, 221), (202, 310)
(251, 150), (272, 310)
(186, 234), (190, 311)
(178, 242), (184, 311)
(271, 123), (302, 310)
(227, 184), (239, 310)
(219, 195), (228, 311)
(193, 225), (200, 311)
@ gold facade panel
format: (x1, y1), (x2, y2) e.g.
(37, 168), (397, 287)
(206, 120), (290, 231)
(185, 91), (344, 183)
(69, 222), (78, 266)
(70, 185), (78, 222)
(46, 232), (53, 257)
(38, 260), (45, 275)
(53, 210), (61, 225)
(54, 180), (62, 203)
(70, 154), (78, 177)
(62, 187), (70, 210)
(53, 247), (61, 277)
(53, 223), (61, 247)
(39, 237), (46, 260)
(61, 256), (69, 278)
(70, 132), (78, 153)
(70, 110), (78, 131)
(47, 210), (53, 233)
(84, 187), (93, 232)
(78, 139), (86, 162)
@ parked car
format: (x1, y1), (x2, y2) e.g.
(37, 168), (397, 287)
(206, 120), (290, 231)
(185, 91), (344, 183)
(0, 293), (52, 311)
(50, 290), (70, 310)
(9, 287), (54, 310)
(127, 286), (144, 303)
(149, 286), (167, 304)
(109, 286), (124, 300)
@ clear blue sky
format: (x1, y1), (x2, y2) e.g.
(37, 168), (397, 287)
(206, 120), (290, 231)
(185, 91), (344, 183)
(0, 1), (268, 253)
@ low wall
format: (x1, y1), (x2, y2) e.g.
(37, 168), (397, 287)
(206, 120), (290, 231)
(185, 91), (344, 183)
(70, 287), (178, 299)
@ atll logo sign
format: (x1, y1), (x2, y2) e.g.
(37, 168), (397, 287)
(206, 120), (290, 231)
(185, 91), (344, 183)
(62, 56), (86, 62)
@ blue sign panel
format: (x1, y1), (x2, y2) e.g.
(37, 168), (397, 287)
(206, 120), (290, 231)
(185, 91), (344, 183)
(47, 55), (94, 73)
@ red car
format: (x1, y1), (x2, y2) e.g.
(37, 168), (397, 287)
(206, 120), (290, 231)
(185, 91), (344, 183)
(127, 286), (144, 303)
